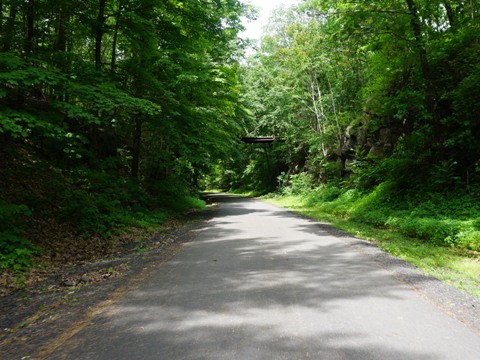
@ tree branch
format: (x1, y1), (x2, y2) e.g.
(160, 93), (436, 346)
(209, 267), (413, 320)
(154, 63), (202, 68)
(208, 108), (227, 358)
(326, 9), (411, 16)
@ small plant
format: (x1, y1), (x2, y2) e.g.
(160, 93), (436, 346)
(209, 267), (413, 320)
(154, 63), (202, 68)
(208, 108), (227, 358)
(317, 186), (344, 202)
(397, 217), (460, 246)
(0, 203), (39, 271)
(136, 243), (146, 253)
(456, 230), (480, 251)
(135, 237), (148, 253)
(430, 159), (461, 189)
(277, 172), (313, 196)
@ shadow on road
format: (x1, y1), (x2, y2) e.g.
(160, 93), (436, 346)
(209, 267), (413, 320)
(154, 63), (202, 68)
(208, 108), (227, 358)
(49, 195), (479, 359)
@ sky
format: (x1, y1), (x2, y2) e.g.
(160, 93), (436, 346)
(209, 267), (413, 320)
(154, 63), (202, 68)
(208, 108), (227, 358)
(239, 0), (301, 40)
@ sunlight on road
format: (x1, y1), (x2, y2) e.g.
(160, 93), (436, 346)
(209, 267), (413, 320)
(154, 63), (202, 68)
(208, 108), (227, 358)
(51, 196), (480, 359)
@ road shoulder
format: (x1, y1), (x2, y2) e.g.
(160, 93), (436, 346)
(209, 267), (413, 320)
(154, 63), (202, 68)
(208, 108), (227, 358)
(0, 209), (216, 360)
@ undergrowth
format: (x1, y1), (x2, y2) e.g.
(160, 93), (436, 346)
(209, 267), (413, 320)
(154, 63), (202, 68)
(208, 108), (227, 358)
(0, 203), (39, 272)
(0, 162), (206, 273)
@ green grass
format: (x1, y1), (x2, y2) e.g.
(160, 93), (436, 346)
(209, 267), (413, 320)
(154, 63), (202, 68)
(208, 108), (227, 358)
(229, 189), (266, 197)
(265, 186), (480, 298)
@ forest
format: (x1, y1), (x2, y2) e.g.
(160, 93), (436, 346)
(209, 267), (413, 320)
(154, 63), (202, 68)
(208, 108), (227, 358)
(1, 1), (479, 293)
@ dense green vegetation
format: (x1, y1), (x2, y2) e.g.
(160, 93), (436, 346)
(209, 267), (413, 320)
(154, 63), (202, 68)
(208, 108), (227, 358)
(209, 0), (480, 296)
(219, 0), (480, 194)
(1, 0), (479, 294)
(0, 0), (251, 272)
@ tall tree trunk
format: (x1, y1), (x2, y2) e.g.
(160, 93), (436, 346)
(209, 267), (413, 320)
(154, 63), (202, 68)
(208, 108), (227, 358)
(443, 1), (455, 27)
(55, 8), (67, 52)
(54, 6), (69, 101)
(3, 2), (17, 51)
(404, 0), (439, 124)
(308, 75), (328, 158)
(111, 1), (123, 71)
(468, 0), (477, 19)
(95, 0), (106, 68)
(326, 74), (343, 146)
(0, 1), (4, 34)
(25, 0), (35, 54)
(131, 116), (142, 178)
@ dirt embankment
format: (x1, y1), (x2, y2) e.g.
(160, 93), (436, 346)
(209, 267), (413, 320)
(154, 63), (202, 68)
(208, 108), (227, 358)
(0, 208), (215, 360)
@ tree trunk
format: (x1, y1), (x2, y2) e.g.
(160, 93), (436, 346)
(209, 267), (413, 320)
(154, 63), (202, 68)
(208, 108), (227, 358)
(95, 0), (106, 68)
(0, 1), (3, 34)
(404, 0), (439, 124)
(3, 2), (17, 51)
(111, 1), (123, 71)
(25, 0), (35, 54)
(131, 116), (142, 178)
(326, 74), (343, 146)
(53, 6), (70, 101)
(55, 8), (67, 52)
(443, 1), (455, 27)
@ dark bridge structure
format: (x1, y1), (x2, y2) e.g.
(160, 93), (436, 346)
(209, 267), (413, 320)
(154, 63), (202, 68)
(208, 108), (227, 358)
(240, 137), (283, 144)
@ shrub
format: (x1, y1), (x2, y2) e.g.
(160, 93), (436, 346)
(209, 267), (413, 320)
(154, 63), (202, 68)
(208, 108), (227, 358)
(398, 217), (460, 246)
(430, 159), (461, 190)
(58, 189), (123, 235)
(351, 209), (390, 227)
(0, 203), (38, 271)
(290, 173), (313, 194)
(156, 194), (206, 213)
(119, 210), (169, 233)
(349, 182), (399, 222)
(317, 186), (344, 202)
(456, 230), (480, 252)
(277, 172), (314, 196)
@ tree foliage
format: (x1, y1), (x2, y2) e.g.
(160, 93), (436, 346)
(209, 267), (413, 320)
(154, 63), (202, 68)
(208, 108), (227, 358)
(0, 0), (250, 270)
(216, 0), (480, 192)
(2, 0), (480, 270)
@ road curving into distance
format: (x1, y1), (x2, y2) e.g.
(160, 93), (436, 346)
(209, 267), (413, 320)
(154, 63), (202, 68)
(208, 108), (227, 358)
(47, 194), (480, 359)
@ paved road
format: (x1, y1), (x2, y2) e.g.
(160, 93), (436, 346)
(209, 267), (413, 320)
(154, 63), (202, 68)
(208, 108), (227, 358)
(48, 195), (480, 359)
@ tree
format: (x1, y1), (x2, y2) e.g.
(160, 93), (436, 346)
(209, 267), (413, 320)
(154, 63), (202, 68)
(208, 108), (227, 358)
(0, 0), (250, 269)
(217, 0), (480, 192)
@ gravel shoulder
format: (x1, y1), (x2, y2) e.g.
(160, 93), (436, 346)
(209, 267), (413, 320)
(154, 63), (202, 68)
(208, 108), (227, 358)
(0, 208), (217, 360)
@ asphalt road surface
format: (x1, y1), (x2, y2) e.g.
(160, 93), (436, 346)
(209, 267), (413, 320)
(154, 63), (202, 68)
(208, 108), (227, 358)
(48, 194), (480, 359)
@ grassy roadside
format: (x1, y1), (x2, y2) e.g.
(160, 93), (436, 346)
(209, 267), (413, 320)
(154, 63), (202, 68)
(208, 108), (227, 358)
(263, 188), (480, 299)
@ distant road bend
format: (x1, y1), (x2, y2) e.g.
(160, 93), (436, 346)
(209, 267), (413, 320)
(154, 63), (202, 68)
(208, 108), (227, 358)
(48, 194), (480, 359)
